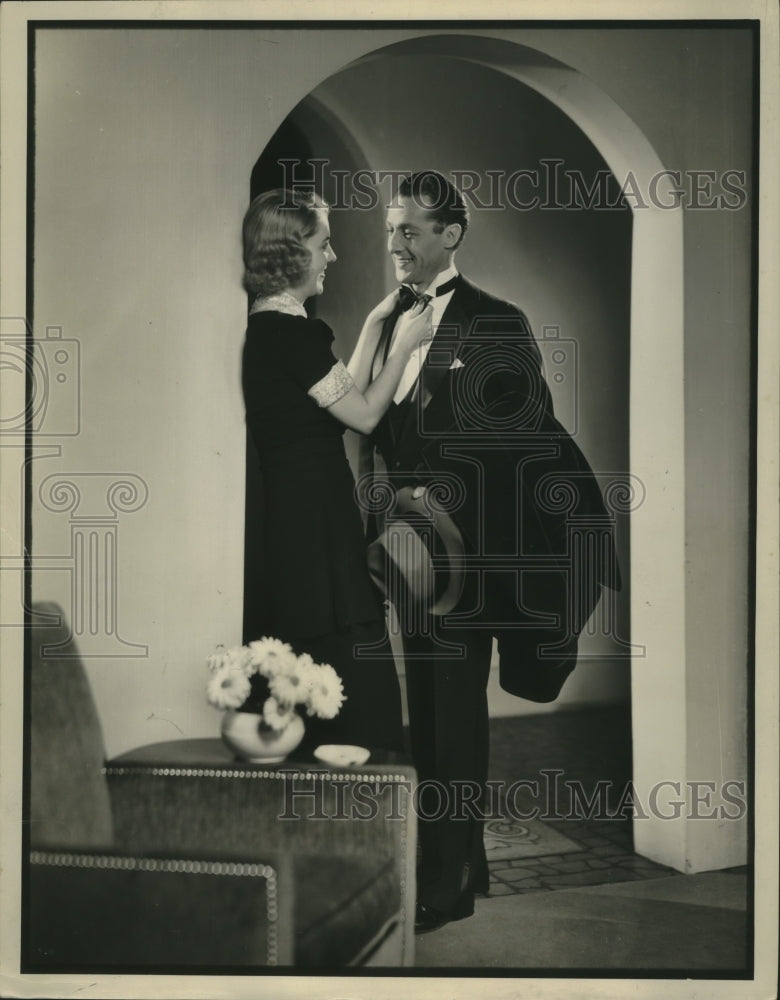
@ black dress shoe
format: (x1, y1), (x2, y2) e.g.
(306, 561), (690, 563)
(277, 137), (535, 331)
(414, 894), (474, 935)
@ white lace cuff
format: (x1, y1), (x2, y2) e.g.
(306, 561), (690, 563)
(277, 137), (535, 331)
(308, 361), (354, 407)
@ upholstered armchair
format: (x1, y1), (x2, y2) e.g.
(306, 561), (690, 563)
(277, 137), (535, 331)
(25, 603), (416, 970)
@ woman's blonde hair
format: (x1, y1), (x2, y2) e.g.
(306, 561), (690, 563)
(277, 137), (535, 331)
(242, 188), (328, 297)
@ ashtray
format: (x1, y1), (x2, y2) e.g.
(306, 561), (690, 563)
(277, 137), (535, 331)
(313, 744), (371, 767)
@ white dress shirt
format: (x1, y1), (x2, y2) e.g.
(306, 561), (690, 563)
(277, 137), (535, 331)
(389, 264), (458, 404)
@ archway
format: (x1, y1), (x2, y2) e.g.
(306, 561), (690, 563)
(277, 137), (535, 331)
(248, 33), (685, 869)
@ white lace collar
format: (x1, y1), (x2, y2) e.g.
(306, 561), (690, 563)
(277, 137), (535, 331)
(250, 290), (307, 318)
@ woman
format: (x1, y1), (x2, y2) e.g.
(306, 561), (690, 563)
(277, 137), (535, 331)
(241, 188), (432, 754)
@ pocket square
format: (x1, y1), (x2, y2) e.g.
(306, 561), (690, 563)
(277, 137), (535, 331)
(449, 358), (465, 370)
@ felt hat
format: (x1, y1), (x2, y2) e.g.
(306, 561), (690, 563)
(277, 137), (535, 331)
(366, 484), (465, 616)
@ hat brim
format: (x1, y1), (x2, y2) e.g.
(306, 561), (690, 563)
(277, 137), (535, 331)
(366, 486), (465, 616)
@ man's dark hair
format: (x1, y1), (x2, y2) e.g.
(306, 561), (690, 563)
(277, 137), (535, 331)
(399, 170), (469, 249)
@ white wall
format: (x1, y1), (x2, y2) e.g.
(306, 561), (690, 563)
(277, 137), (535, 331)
(31, 27), (415, 756)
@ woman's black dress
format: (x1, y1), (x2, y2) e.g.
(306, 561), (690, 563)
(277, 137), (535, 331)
(242, 305), (403, 753)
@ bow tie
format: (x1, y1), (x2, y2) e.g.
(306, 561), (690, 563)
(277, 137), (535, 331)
(398, 274), (459, 312)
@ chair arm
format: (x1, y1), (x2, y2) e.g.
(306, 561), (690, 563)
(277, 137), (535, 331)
(105, 762), (417, 965)
(26, 847), (294, 970)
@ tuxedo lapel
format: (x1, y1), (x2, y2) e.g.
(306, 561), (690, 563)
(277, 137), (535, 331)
(373, 305), (402, 381)
(416, 285), (471, 408)
(394, 280), (473, 453)
(371, 305), (405, 454)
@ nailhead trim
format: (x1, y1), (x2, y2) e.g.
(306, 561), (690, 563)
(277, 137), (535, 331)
(103, 765), (413, 784)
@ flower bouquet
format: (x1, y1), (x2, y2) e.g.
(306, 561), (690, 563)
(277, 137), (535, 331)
(206, 637), (346, 761)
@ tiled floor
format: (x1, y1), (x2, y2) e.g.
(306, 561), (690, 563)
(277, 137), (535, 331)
(410, 703), (749, 897)
(484, 706), (744, 894)
(413, 705), (751, 972)
(486, 819), (677, 895)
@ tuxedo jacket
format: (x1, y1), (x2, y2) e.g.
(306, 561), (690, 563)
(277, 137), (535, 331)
(367, 274), (620, 701)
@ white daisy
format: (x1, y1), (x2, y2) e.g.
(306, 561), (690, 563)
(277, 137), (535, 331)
(268, 662), (311, 708)
(262, 696), (298, 732)
(206, 665), (251, 710)
(306, 662), (346, 720)
(249, 637), (296, 679)
(296, 653), (322, 700)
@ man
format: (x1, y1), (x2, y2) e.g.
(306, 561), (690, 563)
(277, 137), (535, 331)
(363, 171), (615, 934)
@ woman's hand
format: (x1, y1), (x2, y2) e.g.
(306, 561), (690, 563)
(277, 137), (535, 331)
(368, 288), (401, 322)
(330, 299), (432, 435)
(395, 299), (434, 356)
